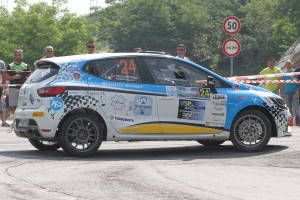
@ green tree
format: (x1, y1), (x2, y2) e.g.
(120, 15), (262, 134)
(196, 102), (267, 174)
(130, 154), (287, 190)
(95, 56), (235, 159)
(0, 0), (100, 68)
(89, 0), (299, 77)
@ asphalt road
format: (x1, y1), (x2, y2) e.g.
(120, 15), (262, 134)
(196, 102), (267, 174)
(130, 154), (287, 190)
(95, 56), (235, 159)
(0, 124), (300, 200)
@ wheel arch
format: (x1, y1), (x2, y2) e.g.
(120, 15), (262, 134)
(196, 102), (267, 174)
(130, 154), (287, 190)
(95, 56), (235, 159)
(55, 108), (108, 141)
(230, 105), (277, 137)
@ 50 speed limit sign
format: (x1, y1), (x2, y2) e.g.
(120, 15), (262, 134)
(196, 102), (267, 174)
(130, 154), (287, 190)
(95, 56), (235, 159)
(223, 16), (241, 35)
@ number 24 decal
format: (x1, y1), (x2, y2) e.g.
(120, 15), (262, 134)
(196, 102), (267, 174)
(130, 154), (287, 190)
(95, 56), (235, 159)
(120, 59), (136, 74)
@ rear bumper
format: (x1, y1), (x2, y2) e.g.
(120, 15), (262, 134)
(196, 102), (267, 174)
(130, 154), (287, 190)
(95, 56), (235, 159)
(14, 109), (58, 139)
(14, 124), (59, 142)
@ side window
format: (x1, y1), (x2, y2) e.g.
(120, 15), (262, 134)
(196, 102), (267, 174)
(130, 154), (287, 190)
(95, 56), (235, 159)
(88, 58), (141, 83)
(145, 58), (220, 87)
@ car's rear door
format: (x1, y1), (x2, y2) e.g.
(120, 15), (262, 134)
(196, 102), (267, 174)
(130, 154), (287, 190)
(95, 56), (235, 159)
(85, 57), (162, 134)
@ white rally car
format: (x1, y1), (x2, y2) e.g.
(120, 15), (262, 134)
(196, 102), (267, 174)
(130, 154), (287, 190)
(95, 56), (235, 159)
(13, 53), (291, 157)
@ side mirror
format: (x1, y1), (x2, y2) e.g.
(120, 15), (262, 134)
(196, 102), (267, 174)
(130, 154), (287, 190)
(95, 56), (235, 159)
(207, 76), (217, 94)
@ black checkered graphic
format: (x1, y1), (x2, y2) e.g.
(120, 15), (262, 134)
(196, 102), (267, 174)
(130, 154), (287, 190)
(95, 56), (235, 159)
(47, 91), (100, 120)
(59, 91), (99, 112)
(263, 102), (289, 133)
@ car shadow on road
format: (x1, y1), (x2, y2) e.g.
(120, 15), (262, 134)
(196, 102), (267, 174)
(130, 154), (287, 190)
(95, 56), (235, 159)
(0, 144), (289, 161)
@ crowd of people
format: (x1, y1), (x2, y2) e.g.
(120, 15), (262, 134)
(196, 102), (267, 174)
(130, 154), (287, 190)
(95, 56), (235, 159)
(260, 57), (300, 126)
(1, 42), (299, 127)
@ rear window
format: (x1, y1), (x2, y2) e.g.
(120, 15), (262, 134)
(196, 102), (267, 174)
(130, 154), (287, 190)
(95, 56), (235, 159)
(25, 62), (59, 83)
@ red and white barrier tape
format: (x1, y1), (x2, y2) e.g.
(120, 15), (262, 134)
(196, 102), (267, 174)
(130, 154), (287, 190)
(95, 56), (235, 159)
(0, 84), (23, 87)
(0, 69), (32, 72)
(226, 71), (300, 80)
(235, 80), (300, 83)
(196, 79), (300, 84)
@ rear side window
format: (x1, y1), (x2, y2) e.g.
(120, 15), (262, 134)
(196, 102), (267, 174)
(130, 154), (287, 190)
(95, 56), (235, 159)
(85, 58), (141, 83)
(26, 62), (59, 83)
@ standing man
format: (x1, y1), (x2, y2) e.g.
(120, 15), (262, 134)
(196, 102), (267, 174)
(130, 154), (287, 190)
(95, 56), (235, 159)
(86, 40), (95, 54)
(0, 59), (10, 127)
(134, 47), (142, 52)
(43, 46), (54, 58)
(176, 44), (190, 61)
(259, 57), (282, 95)
(281, 60), (299, 126)
(293, 63), (300, 126)
(2, 50), (31, 114)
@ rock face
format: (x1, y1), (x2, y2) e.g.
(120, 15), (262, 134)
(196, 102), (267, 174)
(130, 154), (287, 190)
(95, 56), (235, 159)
(277, 37), (300, 70)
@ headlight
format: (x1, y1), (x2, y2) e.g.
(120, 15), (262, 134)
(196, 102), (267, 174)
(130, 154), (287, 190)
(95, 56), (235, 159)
(270, 97), (287, 108)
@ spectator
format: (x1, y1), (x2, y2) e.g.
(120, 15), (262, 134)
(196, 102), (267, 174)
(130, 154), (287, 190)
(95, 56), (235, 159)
(86, 40), (95, 54)
(2, 50), (31, 114)
(43, 46), (55, 58)
(176, 44), (190, 61)
(293, 64), (300, 123)
(259, 57), (282, 95)
(3, 87), (11, 121)
(0, 59), (9, 127)
(134, 47), (142, 52)
(281, 60), (299, 126)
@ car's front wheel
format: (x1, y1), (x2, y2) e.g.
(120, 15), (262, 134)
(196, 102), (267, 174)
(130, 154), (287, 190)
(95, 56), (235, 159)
(59, 113), (103, 157)
(230, 110), (271, 152)
(28, 139), (60, 151)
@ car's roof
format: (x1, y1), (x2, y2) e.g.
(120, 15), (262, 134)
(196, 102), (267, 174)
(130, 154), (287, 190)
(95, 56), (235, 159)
(36, 52), (173, 67)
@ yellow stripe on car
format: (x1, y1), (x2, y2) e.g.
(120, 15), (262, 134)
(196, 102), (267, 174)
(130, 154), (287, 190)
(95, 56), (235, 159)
(161, 124), (223, 134)
(118, 123), (162, 134)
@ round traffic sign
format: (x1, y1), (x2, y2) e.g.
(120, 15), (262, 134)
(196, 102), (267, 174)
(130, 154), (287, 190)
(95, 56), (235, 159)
(223, 38), (241, 57)
(223, 16), (241, 35)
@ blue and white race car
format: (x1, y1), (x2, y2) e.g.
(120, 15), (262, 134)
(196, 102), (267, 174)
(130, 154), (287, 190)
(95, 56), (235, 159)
(13, 52), (291, 157)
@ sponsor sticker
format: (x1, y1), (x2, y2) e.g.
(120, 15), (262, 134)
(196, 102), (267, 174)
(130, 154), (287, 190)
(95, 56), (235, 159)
(50, 97), (64, 111)
(32, 112), (45, 117)
(134, 96), (153, 116)
(212, 94), (227, 101)
(109, 115), (135, 123)
(68, 90), (87, 95)
(232, 83), (241, 91)
(111, 94), (126, 110)
(280, 110), (290, 115)
(66, 66), (80, 71)
(262, 96), (273, 107)
(177, 87), (201, 98)
(166, 86), (178, 97)
(178, 99), (206, 121)
(29, 94), (34, 105)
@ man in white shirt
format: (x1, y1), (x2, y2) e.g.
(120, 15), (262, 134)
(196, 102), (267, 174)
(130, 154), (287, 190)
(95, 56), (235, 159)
(176, 44), (190, 61)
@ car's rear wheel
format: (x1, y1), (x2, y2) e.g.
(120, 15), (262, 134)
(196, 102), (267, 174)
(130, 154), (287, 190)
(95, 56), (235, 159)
(230, 110), (271, 152)
(59, 113), (103, 157)
(29, 139), (61, 151)
(197, 140), (226, 146)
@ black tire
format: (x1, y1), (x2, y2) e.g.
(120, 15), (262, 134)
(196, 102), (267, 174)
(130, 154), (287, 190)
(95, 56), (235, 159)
(230, 110), (271, 152)
(28, 139), (61, 151)
(58, 113), (103, 157)
(197, 140), (226, 146)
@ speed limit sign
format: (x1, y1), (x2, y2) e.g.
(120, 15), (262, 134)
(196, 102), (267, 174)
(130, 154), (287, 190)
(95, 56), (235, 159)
(223, 16), (241, 35)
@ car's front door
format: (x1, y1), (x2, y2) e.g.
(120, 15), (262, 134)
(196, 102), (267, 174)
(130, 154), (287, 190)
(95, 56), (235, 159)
(143, 58), (228, 134)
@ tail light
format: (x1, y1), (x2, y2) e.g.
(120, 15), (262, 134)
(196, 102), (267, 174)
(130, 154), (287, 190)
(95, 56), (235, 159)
(37, 87), (67, 97)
